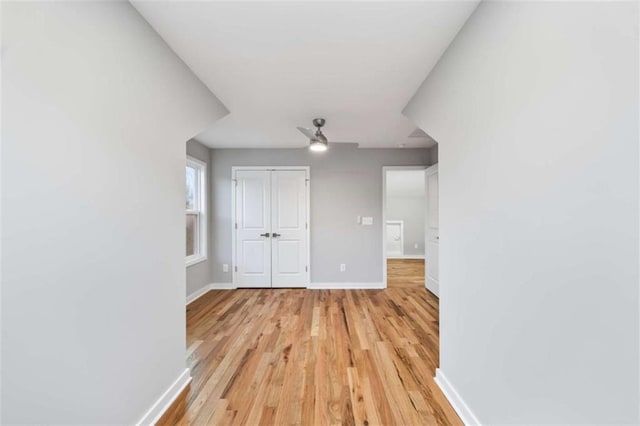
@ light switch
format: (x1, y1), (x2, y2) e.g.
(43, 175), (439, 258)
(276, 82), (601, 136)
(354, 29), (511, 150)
(362, 217), (373, 226)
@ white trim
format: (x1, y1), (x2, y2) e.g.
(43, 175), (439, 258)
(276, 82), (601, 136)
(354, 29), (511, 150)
(386, 255), (425, 260)
(187, 156), (207, 169)
(187, 282), (389, 304)
(186, 156), (207, 266)
(308, 282), (385, 290)
(382, 166), (427, 288)
(136, 368), (191, 426)
(231, 166), (310, 171)
(231, 166), (311, 288)
(425, 163), (439, 295)
(210, 282), (237, 290)
(434, 369), (481, 426)
(186, 255), (207, 268)
(186, 285), (210, 305)
(186, 283), (238, 306)
(231, 173), (237, 285)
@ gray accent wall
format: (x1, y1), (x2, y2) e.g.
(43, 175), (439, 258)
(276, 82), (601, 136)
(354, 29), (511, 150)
(208, 144), (434, 285)
(186, 140), (213, 296)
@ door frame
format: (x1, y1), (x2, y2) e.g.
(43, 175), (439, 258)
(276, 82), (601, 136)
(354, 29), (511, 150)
(231, 166), (311, 287)
(424, 163), (439, 295)
(385, 220), (404, 258)
(382, 166), (427, 288)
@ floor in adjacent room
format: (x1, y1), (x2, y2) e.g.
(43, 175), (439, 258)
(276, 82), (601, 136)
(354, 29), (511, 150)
(162, 287), (459, 425)
(387, 258), (426, 288)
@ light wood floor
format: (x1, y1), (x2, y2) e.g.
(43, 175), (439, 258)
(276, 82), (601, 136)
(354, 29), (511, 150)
(387, 259), (425, 288)
(163, 288), (459, 425)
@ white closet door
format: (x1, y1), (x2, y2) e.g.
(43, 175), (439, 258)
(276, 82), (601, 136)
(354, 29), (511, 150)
(425, 164), (439, 296)
(270, 170), (309, 288)
(235, 170), (272, 287)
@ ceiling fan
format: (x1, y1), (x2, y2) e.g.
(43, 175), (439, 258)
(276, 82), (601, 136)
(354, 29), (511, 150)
(297, 118), (328, 152)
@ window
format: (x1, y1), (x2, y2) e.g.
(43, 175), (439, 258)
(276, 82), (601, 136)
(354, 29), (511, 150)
(186, 157), (207, 266)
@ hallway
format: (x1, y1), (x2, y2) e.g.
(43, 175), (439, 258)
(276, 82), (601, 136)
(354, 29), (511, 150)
(162, 288), (459, 425)
(387, 259), (425, 288)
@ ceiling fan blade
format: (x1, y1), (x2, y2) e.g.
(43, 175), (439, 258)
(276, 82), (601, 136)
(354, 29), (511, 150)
(297, 126), (317, 140)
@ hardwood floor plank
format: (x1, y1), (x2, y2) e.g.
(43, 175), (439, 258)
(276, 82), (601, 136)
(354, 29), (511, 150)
(170, 288), (460, 425)
(387, 259), (425, 288)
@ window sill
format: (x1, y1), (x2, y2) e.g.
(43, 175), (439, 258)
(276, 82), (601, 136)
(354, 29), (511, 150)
(186, 256), (207, 268)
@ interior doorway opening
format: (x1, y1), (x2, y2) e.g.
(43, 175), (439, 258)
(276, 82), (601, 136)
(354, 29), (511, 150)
(382, 167), (427, 289)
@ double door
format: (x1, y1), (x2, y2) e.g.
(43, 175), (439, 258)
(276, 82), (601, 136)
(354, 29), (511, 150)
(234, 168), (309, 288)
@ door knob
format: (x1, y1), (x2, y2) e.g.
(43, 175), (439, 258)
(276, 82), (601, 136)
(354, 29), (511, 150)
(260, 233), (270, 237)
(272, 233), (281, 238)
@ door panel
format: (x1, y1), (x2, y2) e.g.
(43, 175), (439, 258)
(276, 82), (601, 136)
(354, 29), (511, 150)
(276, 178), (301, 229)
(425, 164), (439, 296)
(276, 240), (301, 274)
(271, 170), (308, 288)
(242, 176), (268, 229)
(235, 170), (271, 287)
(241, 240), (269, 274)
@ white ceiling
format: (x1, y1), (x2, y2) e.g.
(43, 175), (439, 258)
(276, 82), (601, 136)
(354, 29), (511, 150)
(133, 1), (478, 149)
(387, 170), (426, 198)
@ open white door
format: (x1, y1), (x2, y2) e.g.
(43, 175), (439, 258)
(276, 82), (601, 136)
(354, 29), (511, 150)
(271, 170), (309, 288)
(235, 170), (272, 287)
(425, 164), (439, 296)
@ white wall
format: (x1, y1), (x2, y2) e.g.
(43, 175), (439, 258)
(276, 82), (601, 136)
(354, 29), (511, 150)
(404, 1), (639, 424)
(208, 145), (434, 286)
(1, 2), (227, 424)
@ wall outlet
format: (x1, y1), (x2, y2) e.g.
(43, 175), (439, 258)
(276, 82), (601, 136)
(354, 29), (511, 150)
(340, 264), (346, 272)
(222, 263), (229, 273)
(414, 243), (419, 249)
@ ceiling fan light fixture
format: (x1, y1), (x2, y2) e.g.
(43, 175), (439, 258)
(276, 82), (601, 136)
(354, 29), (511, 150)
(309, 139), (328, 152)
(299, 118), (328, 152)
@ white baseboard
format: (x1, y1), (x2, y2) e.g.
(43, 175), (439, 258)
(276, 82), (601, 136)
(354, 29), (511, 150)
(210, 282), (237, 290)
(387, 255), (425, 260)
(434, 369), (481, 426)
(186, 285), (210, 305)
(136, 368), (191, 426)
(308, 282), (385, 290)
(186, 283), (237, 306)
(187, 282), (387, 302)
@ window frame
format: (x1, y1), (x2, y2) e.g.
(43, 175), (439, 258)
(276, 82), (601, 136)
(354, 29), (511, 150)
(186, 156), (207, 267)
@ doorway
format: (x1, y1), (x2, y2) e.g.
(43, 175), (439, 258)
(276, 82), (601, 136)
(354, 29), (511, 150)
(383, 167), (427, 289)
(232, 167), (310, 288)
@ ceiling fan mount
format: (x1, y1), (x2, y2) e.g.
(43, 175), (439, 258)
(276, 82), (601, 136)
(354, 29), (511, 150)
(312, 118), (325, 128)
